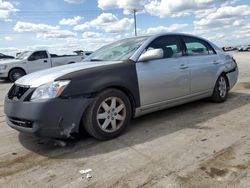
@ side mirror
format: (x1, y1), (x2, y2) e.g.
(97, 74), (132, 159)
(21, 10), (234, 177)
(138, 49), (164, 62)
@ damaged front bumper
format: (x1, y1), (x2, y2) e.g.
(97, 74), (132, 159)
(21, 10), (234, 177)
(4, 91), (93, 138)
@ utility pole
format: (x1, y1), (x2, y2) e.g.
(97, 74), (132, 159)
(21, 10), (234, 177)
(133, 9), (137, 36)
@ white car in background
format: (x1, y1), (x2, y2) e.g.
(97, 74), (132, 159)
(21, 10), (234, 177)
(237, 45), (250, 51)
(0, 50), (84, 81)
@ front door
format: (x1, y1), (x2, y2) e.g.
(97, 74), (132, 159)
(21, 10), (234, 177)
(136, 35), (190, 107)
(27, 51), (50, 73)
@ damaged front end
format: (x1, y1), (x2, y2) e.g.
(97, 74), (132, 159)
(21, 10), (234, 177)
(4, 84), (93, 138)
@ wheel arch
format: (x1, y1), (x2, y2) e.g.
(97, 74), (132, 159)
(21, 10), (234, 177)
(78, 85), (135, 137)
(221, 72), (230, 87)
(8, 67), (27, 78)
(215, 68), (230, 88)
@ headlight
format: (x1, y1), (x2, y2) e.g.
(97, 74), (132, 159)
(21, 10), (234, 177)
(30, 80), (70, 101)
(0, 65), (7, 71)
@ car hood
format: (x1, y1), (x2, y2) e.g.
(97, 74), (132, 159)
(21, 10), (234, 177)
(0, 59), (23, 64)
(15, 60), (122, 87)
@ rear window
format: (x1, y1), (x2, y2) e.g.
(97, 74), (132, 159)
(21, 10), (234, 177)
(183, 36), (216, 56)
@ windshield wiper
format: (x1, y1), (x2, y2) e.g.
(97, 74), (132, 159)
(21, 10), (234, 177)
(90, 59), (103, 61)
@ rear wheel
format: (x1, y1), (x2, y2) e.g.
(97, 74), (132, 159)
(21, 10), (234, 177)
(9, 69), (25, 82)
(83, 89), (132, 140)
(211, 74), (228, 103)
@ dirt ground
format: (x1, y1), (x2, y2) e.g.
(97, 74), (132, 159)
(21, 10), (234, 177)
(0, 52), (250, 188)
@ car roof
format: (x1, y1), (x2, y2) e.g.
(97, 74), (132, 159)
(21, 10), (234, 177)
(124, 32), (211, 44)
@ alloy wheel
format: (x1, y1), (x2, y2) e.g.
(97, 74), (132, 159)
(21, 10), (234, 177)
(218, 77), (227, 98)
(96, 97), (126, 133)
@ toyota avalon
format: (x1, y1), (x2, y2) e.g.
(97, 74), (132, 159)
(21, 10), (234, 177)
(4, 33), (238, 140)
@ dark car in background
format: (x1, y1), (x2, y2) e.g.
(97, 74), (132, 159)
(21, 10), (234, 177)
(0, 53), (14, 60)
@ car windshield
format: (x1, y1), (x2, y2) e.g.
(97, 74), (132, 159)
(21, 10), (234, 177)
(16, 51), (32, 60)
(85, 36), (148, 61)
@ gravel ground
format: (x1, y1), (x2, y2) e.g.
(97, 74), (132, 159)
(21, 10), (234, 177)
(0, 52), (250, 188)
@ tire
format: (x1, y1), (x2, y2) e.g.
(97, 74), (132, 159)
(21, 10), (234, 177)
(211, 74), (228, 103)
(82, 88), (132, 140)
(9, 69), (26, 82)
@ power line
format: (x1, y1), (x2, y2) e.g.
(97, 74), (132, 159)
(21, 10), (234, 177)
(18, 9), (119, 12)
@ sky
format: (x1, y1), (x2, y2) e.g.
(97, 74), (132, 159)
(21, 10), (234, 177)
(0, 0), (250, 55)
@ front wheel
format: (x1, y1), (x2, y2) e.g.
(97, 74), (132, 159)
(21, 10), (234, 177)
(83, 89), (132, 140)
(211, 74), (228, 103)
(9, 69), (25, 82)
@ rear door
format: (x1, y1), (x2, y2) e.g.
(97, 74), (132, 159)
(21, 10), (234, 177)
(136, 35), (190, 107)
(27, 51), (51, 73)
(181, 36), (220, 94)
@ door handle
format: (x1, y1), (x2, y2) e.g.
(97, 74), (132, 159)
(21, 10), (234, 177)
(180, 64), (188, 70)
(213, 60), (220, 64)
(44, 60), (47, 63)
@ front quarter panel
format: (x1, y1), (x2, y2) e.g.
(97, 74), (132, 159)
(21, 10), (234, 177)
(57, 60), (141, 108)
(1, 61), (27, 77)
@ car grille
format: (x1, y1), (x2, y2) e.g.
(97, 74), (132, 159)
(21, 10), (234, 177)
(8, 84), (29, 100)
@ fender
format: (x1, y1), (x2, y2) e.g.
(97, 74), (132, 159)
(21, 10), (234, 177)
(57, 60), (141, 108)
(214, 63), (238, 90)
(8, 67), (27, 75)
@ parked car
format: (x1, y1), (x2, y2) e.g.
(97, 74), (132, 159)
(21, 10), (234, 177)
(0, 53), (14, 60)
(222, 46), (236, 51)
(4, 33), (238, 140)
(237, 45), (250, 51)
(74, 50), (93, 57)
(0, 50), (84, 81)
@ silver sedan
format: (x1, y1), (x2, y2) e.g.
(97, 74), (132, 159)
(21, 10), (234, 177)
(5, 33), (238, 140)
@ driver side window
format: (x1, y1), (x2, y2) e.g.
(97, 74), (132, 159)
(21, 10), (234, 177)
(30, 51), (48, 61)
(144, 36), (182, 59)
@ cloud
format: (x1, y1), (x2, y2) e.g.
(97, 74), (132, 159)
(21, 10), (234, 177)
(37, 30), (76, 39)
(145, 24), (188, 34)
(0, 0), (18, 20)
(97, 0), (234, 17)
(190, 4), (250, 45)
(1, 35), (116, 56)
(104, 18), (134, 33)
(194, 5), (250, 31)
(207, 34), (226, 41)
(14, 21), (76, 39)
(235, 25), (250, 38)
(14, 21), (59, 32)
(74, 13), (134, 33)
(4, 36), (12, 41)
(91, 13), (118, 26)
(74, 23), (90, 31)
(144, 0), (235, 18)
(205, 5), (250, 20)
(64, 0), (85, 4)
(98, 0), (145, 13)
(0, 47), (18, 55)
(82, 31), (102, 38)
(59, 16), (83, 26)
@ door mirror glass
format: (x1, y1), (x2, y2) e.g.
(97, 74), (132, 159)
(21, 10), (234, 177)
(138, 49), (164, 62)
